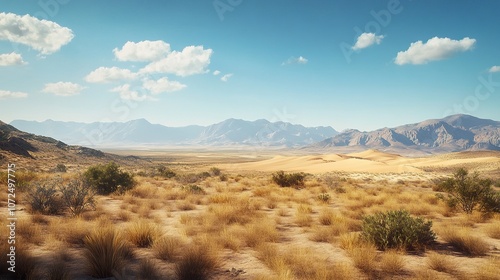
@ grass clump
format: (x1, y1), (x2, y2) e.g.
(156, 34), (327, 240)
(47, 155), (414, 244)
(361, 209), (436, 251)
(153, 236), (180, 261)
(175, 245), (219, 280)
(83, 227), (128, 278)
(439, 227), (490, 256)
(127, 221), (161, 248)
(272, 170), (305, 188)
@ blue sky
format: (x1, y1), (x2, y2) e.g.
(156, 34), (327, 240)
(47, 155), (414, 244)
(1, 0), (499, 131)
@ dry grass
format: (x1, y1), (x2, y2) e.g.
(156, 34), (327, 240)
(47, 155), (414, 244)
(175, 245), (219, 280)
(439, 227), (490, 256)
(426, 252), (461, 276)
(127, 221), (161, 248)
(137, 259), (161, 280)
(475, 257), (500, 280)
(52, 218), (91, 246)
(484, 222), (500, 239)
(153, 236), (181, 261)
(83, 226), (128, 278)
(379, 250), (405, 275)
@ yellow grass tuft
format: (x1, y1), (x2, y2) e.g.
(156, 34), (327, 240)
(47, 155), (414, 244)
(379, 250), (405, 275)
(175, 245), (220, 280)
(127, 221), (162, 248)
(439, 227), (490, 256)
(426, 252), (461, 276)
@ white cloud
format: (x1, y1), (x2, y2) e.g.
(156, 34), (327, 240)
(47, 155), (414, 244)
(140, 45), (213, 76)
(352, 32), (384, 50)
(85, 67), (138, 83)
(221, 73), (233, 82)
(0, 12), (74, 55)
(110, 84), (148, 101)
(113, 40), (171, 62)
(143, 77), (186, 94)
(213, 70), (221, 76)
(0, 90), (28, 99)
(42, 82), (85, 96)
(282, 56), (308, 65)
(0, 52), (26, 66)
(395, 37), (476, 65)
(489, 66), (500, 73)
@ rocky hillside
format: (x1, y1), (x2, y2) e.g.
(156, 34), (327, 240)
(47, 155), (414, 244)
(314, 114), (500, 154)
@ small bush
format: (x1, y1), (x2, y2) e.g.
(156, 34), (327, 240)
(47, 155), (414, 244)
(55, 163), (67, 173)
(27, 179), (64, 215)
(361, 210), (436, 251)
(209, 167), (221, 176)
(184, 185), (205, 194)
(272, 171), (305, 188)
(60, 176), (96, 216)
(317, 193), (331, 203)
(156, 165), (176, 178)
(84, 162), (136, 195)
(436, 168), (499, 214)
(83, 227), (128, 278)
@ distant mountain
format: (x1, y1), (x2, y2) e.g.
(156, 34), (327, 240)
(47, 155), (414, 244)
(313, 114), (500, 153)
(0, 120), (138, 169)
(10, 118), (338, 148)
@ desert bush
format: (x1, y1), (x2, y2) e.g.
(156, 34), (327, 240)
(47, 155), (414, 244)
(83, 227), (128, 278)
(436, 168), (499, 214)
(272, 171), (305, 188)
(361, 210), (436, 251)
(156, 165), (176, 178)
(317, 193), (331, 203)
(83, 162), (136, 195)
(183, 184), (205, 194)
(209, 167), (221, 176)
(27, 179), (64, 215)
(59, 176), (96, 216)
(55, 163), (67, 173)
(175, 246), (219, 280)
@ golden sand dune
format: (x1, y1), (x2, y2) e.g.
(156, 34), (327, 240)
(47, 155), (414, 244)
(230, 150), (500, 174)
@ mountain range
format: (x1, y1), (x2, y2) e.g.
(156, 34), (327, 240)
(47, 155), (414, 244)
(313, 114), (500, 154)
(9, 118), (338, 148)
(7, 114), (500, 154)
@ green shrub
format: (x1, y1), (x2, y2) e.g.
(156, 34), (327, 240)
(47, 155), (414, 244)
(209, 167), (221, 176)
(436, 168), (499, 214)
(361, 210), (436, 251)
(59, 176), (96, 216)
(156, 165), (176, 178)
(27, 179), (64, 215)
(272, 171), (305, 188)
(83, 162), (136, 195)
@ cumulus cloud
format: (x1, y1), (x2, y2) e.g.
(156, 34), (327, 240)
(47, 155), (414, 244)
(282, 56), (308, 66)
(0, 90), (28, 99)
(42, 82), (85, 96)
(0, 52), (26, 66)
(221, 73), (233, 82)
(140, 45), (213, 76)
(213, 70), (221, 75)
(352, 33), (384, 50)
(113, 40), (171, 62)
(0, 12), (74, 55)
(489, 66), (500, 73)
(395, 37), (476, 65)
(85, 67), (138, 83)
(110, 84), (148, 101)
(142, 77), (186, 94)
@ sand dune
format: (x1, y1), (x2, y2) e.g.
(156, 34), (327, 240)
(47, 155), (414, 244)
(230, 150), (500, 174)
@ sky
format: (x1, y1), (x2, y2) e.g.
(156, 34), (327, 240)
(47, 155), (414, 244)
(0, 0), (499, 132)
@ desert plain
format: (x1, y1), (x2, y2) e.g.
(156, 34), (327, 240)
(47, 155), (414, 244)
(1, 148), (500, 279)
